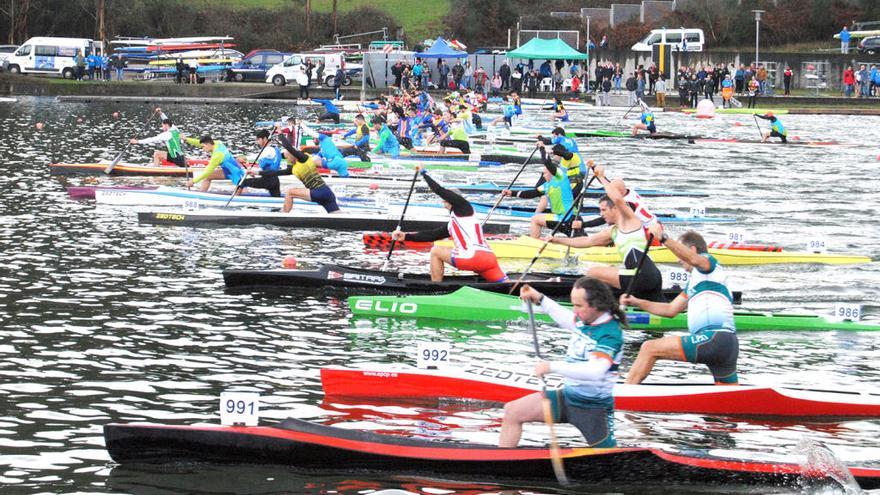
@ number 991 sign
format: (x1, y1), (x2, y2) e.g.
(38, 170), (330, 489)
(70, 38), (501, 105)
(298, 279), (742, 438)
(417, 342), (450, 369)
(219, 392), (260, 426)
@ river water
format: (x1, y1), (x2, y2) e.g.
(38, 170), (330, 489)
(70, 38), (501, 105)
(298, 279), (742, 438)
(0, 96), (878, 494)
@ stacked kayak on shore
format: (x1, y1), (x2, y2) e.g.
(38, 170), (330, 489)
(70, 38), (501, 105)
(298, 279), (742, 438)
(348, 286), (879, 331)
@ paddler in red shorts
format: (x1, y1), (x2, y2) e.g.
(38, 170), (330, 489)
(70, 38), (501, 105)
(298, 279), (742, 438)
(390, 169), (508, 283)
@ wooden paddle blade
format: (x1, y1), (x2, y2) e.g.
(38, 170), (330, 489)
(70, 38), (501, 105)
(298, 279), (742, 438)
(542, 396), (570, 486)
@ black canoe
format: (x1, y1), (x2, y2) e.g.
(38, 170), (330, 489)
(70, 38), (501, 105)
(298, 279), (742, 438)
(137, 211), (510, 233)
(103, 418), (880, 489)
(222, 264), (742, 303)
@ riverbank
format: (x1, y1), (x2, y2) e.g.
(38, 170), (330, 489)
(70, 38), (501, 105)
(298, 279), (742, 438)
(3, 73), (880, 114)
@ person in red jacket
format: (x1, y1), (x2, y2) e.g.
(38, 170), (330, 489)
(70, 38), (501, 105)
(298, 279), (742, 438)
(843, 66), (856, 97)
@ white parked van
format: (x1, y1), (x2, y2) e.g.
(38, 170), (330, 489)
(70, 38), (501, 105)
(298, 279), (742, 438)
(266, 52), (351, 86)
(632, 29), (705, 52)
(3, 37), (102, 78)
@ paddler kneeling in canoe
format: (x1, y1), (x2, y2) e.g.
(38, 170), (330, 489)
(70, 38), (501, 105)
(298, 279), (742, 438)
(257, 133), (341, 214)
(500, 278), (625, 448)
(620, 224), (739, 385)
(546, 176), (665, 303)
(631, 101), (657, 136)
(184, 135), (246, 193)
(390, 169), (507, 283)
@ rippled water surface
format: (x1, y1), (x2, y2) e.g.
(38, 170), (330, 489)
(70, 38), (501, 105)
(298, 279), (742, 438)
(0, 96), (879, 494)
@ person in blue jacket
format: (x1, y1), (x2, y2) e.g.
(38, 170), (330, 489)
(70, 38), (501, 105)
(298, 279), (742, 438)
(312, 131), (349, 177)
(312, 98), (340, 124)
(372, 116), (400, 158)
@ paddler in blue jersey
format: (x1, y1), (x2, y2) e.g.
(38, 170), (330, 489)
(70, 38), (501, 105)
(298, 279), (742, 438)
(184, 135), (245, 192)
(312, 98), (341, 124)
(511, 90), (523, 115)
(239, 129), (283, 197)
(395, 107), (416, 150)
(501, 146), (579, 238)
(537, 127), (586, 177)
(551, 96), (570, 122)
(756, 112), (787, 143)
(371, 116), (401, 158)
(631, 101), (657, 136)
(305, 128), (349, 177)
(500, 277), (626, 449)
(130, 108), (187, 166)
(620, 225), (739, 385)
(490, 103), (518, 128)
(547, 177), (665, 302)
(341, 114), (372, 161)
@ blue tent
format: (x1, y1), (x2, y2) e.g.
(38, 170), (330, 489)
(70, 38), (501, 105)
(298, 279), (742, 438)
(418, 37), (468, 59)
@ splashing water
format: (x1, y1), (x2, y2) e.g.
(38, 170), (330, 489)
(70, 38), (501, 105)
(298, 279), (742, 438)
(797, 438), (862, 495)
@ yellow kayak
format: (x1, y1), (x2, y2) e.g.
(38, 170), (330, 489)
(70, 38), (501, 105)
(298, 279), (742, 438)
(435, 236), (872, 265)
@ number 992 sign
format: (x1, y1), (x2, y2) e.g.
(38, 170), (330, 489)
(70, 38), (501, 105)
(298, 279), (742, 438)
(219, 392), (260, 426)
(416, 342), (451, 369)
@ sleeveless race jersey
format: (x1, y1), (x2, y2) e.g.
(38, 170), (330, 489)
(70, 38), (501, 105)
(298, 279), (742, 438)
(447, 212), (491, 258)
(611, 224), (649, 270)
(684, 254), (736, 335)
(167, 127), (183, 159)
(292, 156), (326, 190)
(623, 188), (656, 225)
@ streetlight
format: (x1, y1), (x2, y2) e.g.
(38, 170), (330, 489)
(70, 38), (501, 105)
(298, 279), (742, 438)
(752, 10), (764, 66)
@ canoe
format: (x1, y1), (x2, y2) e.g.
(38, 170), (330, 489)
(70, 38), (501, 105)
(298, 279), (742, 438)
(321, 365), (880, 417)
(223, 264), (704, 300)
(467, 201), (736, 224)
(441, 236), (872, 265)
(348, 286), (876, 331)
(508, 127), (703, 140)
(137, 209), (510, 233)
(681, 108), (789, 115)
(693, 138), (843, 146)
(102, 418), (880, 488)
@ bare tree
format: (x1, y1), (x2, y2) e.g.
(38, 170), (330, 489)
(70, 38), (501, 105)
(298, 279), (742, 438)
(332, 0), (337, 36)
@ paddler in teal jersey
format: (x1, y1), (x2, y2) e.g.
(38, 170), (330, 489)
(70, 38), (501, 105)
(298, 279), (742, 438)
(184, 135), (245, 192)
(371, 116), (401, 158)
(547, 176), (665, 302)
(631, 101), (656, 136)
(501, 147), (579, 238)
(130, 108), (187, 166)
(620, 225), (739, 385)
(756, 112), (787, 143)
(500, 277), (625, 449)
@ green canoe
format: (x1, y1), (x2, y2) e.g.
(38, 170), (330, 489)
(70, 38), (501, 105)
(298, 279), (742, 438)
(348, 287), (880, 332)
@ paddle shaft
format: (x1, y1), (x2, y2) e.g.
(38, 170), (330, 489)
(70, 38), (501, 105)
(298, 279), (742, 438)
(222, 128), (278, 208)
(622, 233), (656, 298)
(105, 109), (160, 174)
(526, 300), (569, 486)
(382, 168), (421, 269)
(616, 102), (637, 127)
(508, 187), (588, 294)
(752, 114), (763, 140)
(481, 144), (540, 226)
(563, 173), (598, 260)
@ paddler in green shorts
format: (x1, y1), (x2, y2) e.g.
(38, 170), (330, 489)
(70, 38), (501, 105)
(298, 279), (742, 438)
(129, 108), (186, 166)
(620, 224), (739, 385)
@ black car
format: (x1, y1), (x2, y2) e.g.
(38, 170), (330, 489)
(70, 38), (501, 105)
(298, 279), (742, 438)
(858, 36), (880, 55)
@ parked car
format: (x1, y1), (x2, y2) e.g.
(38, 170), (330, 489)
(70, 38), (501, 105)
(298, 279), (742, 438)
(226, 49), (290, 82)
(0, 45), (19, 71)
(632, 28), (705, 52)
(266, 52), (355, 86)
(858, 36), (880, 55)
(3, 37), (101, 78)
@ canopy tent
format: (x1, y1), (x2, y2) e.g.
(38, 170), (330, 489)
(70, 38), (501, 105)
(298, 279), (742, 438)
(506, 37), (588, 60)
(418, 37), (468, 59)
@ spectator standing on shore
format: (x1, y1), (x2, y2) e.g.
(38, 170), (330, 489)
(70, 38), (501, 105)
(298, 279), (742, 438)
(112, 54), (125, 81)
(462, 61), (474, 90)
(600, 76), (611, 106)
(316, 59), (325, 87)
(625, 73), (637, 105)
(843, 65), (855, 97)
(636, 72), (646, 101)
(655, 75), (666, 107)
(756, 65), (768, 95)
(648, 64), (658, 95)
(500, 61), (510, 90)
(571, 74), (581, 99)
(392, 61), (403, 88)
(438, 59), (450, 89)
(871, 65), (880, 97)
(613, 63), (622, 94)
(688, 74), (700, 108)
(857, 64), (869, 97)
(421, 61), (431, 89)
(491, 72), (502, 96)
(678, 74), (688, 107)
(526, 69), (539, 98)
(839, 26), (851, 54)
(720, 74), (733, 108)
(333, 66), (345, 100)
(412, 61), (423, 89)
(704, 74), (715, 101)
(475, 66), (488, 94)
(747, 77), (759, 108)
(783, 66), (792, 96)
(511, 66), (522, 92)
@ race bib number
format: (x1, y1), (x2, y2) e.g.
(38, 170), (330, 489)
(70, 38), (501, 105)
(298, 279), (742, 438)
(833, 303), (861, 322)
(374, 194), (390, 209)
(726, 230), (746, 244)
(416, 341), (450, 369)
(335, 186), (348, 198)
(807, 237), (827, 253)
(468, 153), (482, 163)
(371, 163), (384, 175)
(516, 143), (530, 153)
(219, 392), (260, 426)
(666, 268), (690, 287)
(688, 204), (706, 217)
(465, 174), (479, 185)
(432, 172), (445, 182)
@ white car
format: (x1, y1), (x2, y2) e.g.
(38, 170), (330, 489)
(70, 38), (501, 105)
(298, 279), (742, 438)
(266, 52), (357, 86)
(0, 45), (19, 71)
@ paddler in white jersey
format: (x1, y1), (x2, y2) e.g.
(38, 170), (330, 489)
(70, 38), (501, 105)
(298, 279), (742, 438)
(391, 169), (508, 283)
(620, 225), (739, 385)
(574, 164), (656, 232)
(129, 108), (186, 166)
(546, 169), (665, 302)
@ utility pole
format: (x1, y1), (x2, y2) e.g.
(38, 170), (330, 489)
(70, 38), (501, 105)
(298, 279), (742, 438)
(752, 10), (764, 66)
(305, 0), (311, 39)
(9, 0), (13, 44)
(97, 0), (105, 50)
(331, 0), (337, 36)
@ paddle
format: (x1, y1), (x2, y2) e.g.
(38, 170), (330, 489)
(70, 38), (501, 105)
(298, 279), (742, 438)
(563, 173), (598, 263)
(481, 144), (541, 226)
(382, 167), (421, 270)
(621, 233), (656, 305)
(615, 102), (638, 128)
(525, 299), (569, 486)
(222, 128), (278, 208)
(508, 187), (588, 294)
(105, 109), (160, 174)
(752, 114), (763, 141)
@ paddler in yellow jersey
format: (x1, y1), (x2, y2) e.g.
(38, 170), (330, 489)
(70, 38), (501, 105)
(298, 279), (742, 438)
(258, 134), (341, 214)
(184, 135), (245, 192)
